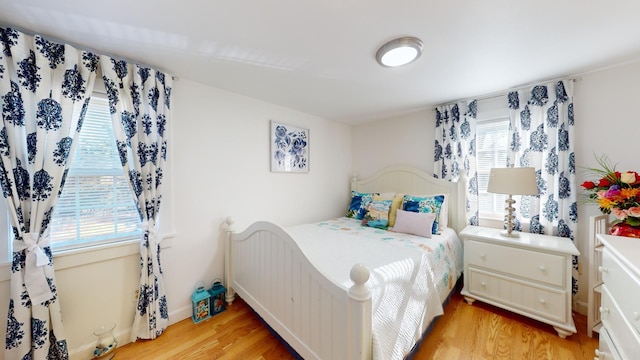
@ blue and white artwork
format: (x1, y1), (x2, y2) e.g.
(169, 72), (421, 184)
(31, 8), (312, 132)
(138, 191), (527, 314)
(271, 121), (309, 173)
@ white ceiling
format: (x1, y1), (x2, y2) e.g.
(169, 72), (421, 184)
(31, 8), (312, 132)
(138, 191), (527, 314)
(1, 0), (640, 124)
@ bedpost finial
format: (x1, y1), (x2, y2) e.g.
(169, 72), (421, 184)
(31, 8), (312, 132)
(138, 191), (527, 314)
(225, 216), (235, 232)
(350, 263), (369, 284)
(349, 263), (371, 301)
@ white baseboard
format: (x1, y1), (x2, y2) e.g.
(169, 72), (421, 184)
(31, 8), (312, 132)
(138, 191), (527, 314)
(574, 300), (588, 316)
(68, 305), (192, 359)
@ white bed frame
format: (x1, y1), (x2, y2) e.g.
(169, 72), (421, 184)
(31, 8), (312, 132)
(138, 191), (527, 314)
(224, 166), (467, 360)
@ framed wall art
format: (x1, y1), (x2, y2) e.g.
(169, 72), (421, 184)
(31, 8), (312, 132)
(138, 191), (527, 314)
(270, 121), (309, 173)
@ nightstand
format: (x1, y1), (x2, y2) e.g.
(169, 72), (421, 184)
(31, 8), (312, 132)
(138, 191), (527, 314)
(459, 225), (580, 338)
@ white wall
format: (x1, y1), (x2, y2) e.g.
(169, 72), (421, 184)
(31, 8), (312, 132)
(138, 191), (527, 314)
(351, 109), (434, 179)
(573, 60), (640, 312)
(352, 60), (640, 315)
(0, 78), (352, 359)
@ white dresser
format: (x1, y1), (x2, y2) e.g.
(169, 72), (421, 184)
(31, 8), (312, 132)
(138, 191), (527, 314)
(597, 234), (640, 360)
(460, 226), (579, 338)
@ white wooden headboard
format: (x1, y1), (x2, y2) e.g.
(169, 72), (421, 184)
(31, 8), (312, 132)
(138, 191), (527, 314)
(350, 166), (467, 233)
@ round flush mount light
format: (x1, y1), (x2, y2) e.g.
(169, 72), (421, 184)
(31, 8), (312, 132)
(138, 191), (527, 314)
(375, 37), (423, 67)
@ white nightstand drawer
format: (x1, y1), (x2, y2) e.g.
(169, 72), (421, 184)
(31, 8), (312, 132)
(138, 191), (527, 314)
(601, 248), (640, 335)
(468, 268), (567, 323)
(466, 240), (565, 287)
(600, 285), (640, 360)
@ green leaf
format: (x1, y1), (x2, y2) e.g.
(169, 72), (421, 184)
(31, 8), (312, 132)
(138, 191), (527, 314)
(626, 218), (640, 227)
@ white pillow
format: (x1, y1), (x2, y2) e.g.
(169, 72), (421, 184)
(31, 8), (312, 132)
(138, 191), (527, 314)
(375, 192), (396, 200)
(390, 209), (436, 238)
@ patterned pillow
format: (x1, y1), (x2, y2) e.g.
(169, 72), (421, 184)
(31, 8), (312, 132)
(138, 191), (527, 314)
(402, 194), (445, 234)
(346, 191), (375, 220)
(361, 199), (393, 229)
(373, 193), (404, 227)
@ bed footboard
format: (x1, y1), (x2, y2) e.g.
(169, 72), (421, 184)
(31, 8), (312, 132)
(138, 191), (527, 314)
(224, 217), (372, 360)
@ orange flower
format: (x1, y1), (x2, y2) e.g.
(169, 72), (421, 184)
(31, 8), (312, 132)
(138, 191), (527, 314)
(597, 197), (614, 210)
(620, 188), (640, 199)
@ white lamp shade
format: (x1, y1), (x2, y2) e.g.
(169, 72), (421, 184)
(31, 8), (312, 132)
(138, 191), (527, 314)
(487, 167), (538, 196)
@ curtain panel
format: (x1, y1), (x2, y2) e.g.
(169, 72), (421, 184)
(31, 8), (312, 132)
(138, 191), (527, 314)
(100, 57), (172, 341)
(434, 100), (479, 226)
(2, 25), (174, 358)
(506, 79), (578, 295)
(0, 27), (98, 359)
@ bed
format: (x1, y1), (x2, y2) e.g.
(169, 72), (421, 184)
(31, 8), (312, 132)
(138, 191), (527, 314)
(223, 166), (467, 359)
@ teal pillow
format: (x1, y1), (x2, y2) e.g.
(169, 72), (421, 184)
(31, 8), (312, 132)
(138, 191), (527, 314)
(402, 194), (445, 234)
(346, 191), (375, 220)
(361, 199), (393, 229)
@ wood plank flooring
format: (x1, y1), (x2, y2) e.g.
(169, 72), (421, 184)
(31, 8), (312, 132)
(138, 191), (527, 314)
(115, 290), (598, 359)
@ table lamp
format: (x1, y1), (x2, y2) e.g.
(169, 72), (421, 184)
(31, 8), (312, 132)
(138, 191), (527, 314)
(487, 167), (538, 237)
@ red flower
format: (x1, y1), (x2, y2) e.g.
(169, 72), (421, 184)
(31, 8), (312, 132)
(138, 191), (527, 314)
(598, 178), (611, 187)
(581, 181), (596, 190)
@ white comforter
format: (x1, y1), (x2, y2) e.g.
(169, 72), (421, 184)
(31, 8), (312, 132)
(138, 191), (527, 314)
(286, 217), (463, 360)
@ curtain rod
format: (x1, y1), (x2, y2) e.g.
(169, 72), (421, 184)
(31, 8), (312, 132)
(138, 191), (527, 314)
(435, 75), (579, 108)
(0, 22), (178, 81)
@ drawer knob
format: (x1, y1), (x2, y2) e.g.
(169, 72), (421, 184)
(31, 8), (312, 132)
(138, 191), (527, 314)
(480, 281), (486, 287)
(539, 298), (547, 304)
(538, 265), (547, 271)
(595, 349), (604, 358)
(479, 253), (487, 259)
(598, 266), (608, 273)
(600, 307), (610, 316)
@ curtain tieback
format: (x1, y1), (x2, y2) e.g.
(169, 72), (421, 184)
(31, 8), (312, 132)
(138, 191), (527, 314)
(140, 220), (163, 247)
(13, 232), (54, 304)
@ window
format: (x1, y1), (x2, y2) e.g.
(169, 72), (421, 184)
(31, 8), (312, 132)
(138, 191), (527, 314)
(476, 118), (510, 218)
(49, 96), (141, 250)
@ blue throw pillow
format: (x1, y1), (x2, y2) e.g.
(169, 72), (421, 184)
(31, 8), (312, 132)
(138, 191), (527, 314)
(346, 191), (375, 220)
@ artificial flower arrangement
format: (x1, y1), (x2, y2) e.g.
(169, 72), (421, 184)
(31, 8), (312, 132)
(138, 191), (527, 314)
(581, 155), (640, 235)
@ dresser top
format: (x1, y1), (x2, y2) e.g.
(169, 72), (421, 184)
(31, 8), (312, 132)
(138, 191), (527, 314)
(460, 226), (580, 255)
(598, 234), (640, 278)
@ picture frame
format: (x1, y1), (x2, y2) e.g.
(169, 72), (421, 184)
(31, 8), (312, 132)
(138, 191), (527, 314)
(270, 121), (309, 173)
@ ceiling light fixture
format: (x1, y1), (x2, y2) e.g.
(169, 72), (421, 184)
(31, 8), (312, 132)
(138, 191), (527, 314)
(375, 37), (423, 67)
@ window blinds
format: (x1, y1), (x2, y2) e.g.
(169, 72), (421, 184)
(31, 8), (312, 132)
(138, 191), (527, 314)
(50, 96), (141, 249)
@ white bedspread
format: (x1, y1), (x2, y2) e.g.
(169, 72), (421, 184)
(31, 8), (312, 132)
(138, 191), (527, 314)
(286, 217), (463, 360)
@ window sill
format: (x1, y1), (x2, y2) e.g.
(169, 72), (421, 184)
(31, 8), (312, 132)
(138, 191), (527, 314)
(0, 233), (174, 282)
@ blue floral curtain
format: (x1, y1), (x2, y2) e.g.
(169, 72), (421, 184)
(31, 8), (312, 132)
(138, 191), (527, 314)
(434, 100), (479, 226)
(100, 57), (171, 341)
(506, 79), (578, 294)
(0, 28), (98, 359)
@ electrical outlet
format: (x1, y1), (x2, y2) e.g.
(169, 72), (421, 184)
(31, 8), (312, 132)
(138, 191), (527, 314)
(133, 289), (139, 302)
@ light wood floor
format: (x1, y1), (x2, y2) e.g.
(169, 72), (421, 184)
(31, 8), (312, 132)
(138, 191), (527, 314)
(116, 290), (598, 359)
